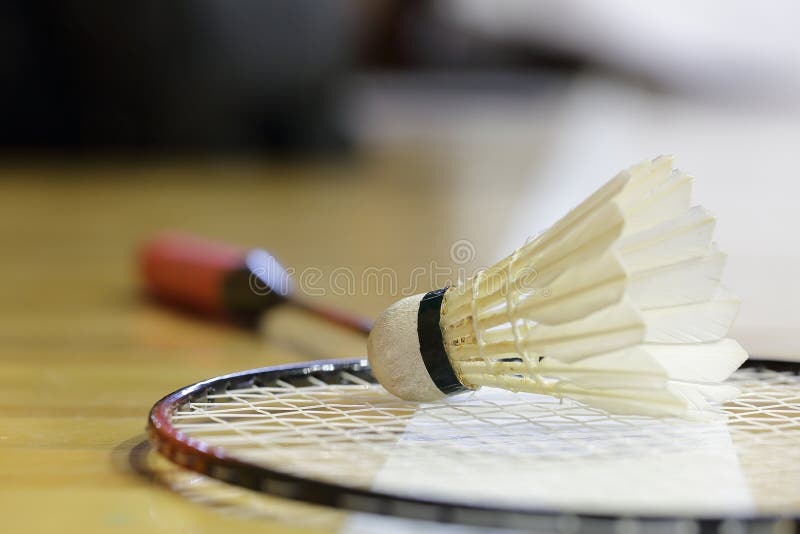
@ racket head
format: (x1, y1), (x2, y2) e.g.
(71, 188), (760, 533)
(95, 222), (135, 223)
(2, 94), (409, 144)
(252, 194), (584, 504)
(149, 358), (800, 531)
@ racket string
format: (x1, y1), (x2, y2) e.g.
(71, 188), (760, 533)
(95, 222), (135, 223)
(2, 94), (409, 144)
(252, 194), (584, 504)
(167, 367), (800, 514)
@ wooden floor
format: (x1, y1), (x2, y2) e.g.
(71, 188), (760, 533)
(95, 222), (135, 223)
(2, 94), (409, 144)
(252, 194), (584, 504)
(4, 106), (794, 530)
(0, 147), (536, 533)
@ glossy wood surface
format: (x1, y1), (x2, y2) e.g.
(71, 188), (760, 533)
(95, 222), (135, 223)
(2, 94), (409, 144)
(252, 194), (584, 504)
(0, 146), (536, 533)
(2, 105), (796, 530)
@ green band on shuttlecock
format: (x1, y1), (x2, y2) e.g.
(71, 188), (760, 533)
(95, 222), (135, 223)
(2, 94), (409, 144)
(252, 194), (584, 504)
(417, 288), (467, 395)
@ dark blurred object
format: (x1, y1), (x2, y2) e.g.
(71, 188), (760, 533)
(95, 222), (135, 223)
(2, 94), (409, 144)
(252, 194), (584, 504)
(356, 0), (583, 71)
(141, 233), (372, 333)
(0, 1), (355, 154)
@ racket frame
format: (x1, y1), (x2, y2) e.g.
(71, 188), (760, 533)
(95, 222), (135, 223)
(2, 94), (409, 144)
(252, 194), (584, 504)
(148, 358), (800, 531)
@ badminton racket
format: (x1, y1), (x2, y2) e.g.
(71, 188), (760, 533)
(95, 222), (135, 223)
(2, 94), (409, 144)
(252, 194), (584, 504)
(149, 357), (800, 531)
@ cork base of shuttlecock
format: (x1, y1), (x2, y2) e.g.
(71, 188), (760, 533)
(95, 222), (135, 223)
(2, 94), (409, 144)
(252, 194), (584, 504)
(367, 293), (448, 402)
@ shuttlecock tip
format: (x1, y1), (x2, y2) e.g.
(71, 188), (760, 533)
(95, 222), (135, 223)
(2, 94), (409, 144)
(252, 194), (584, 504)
(368, 293), (447, 402)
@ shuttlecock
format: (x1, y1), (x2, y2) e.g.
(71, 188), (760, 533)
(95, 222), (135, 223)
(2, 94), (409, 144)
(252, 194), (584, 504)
(367, 156), (747, 417)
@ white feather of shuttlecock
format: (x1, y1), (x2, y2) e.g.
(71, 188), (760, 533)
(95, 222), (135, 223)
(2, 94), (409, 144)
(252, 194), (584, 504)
(440, 156), (747, 417)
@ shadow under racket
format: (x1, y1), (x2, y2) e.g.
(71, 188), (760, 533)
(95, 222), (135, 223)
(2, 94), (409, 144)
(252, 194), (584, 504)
(113, 435), (346, 528)
(114, 437), (518, 534)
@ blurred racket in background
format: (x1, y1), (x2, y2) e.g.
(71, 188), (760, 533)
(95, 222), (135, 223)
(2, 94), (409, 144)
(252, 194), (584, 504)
(140, 233), (371, 358)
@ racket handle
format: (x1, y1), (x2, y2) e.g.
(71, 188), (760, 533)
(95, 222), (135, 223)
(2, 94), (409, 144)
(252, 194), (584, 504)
(140, 232), (372, 335)
(140, 232), (288, 322)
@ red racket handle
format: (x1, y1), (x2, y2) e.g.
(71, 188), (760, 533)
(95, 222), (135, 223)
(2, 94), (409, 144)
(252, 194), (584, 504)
(140, 233), (254, 317)
(140, 232), (371, 334)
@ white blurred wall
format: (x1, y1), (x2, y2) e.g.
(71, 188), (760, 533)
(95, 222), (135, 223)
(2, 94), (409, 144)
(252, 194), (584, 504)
(503, 75), (800, 358)
(447, 0), (800, 105)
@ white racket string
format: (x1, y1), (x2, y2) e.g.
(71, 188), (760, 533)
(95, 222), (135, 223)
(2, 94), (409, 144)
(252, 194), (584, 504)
(166, 365), (800, 516)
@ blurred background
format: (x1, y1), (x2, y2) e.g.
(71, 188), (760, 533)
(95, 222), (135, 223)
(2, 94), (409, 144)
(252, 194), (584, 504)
(2, 0), (800, 356)
(3, 1), (800, 531)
